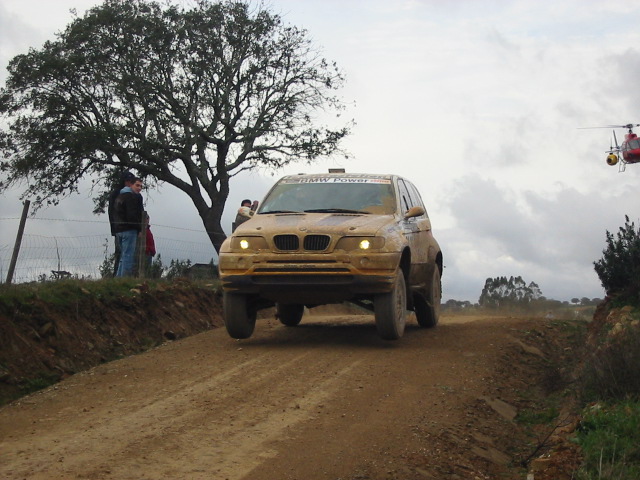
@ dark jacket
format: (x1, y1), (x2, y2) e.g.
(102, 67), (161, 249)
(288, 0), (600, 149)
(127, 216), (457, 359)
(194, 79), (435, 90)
(107, 187), (123, 236)
(113, 188), (144, 233)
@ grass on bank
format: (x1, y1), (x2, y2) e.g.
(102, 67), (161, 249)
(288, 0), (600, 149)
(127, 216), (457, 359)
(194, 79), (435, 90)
(0, 277), (219, 310)
(455, 304), (640, 479)
(573, 304), (640, 480)
(575, 400), (640, 480)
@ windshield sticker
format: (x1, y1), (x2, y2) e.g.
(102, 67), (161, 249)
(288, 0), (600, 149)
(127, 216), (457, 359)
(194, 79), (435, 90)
(282, 177), (391, 184)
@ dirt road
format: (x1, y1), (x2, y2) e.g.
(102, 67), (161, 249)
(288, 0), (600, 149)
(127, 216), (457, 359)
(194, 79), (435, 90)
(0, 312), (562, 480)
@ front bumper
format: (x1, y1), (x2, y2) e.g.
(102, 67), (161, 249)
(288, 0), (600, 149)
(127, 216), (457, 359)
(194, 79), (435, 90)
(219, 252), (400, 304)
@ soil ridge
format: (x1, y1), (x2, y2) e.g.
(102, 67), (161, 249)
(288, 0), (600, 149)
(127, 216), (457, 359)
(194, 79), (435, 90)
(0, 281), (222, 404)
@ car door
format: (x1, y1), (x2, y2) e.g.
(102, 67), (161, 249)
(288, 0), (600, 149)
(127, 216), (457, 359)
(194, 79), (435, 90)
(400, 179), (431, 284)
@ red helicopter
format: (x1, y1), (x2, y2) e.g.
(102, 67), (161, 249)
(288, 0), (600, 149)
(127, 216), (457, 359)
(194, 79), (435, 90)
(581, 123), (640, 171)
(603, 123), (640, 171)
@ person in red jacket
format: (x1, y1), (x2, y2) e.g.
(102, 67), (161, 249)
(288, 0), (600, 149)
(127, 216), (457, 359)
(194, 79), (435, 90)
(145, 214), (156, 267)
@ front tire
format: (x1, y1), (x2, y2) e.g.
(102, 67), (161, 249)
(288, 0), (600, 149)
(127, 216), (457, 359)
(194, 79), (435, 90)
(374, 272), (407, 340)
(416, 268), (441, 328)
(223, 292), (257, 339)
(276, 303), (304, 326)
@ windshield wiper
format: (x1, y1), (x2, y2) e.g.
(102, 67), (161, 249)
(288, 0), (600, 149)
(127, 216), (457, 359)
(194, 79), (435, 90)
(259, 210), (301, 214)
(303, 208), (369, 214)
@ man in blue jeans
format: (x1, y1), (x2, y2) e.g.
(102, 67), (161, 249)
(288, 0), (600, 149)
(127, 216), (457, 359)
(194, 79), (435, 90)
(108, 171), (136, 276)
(113, 177), (144, 277)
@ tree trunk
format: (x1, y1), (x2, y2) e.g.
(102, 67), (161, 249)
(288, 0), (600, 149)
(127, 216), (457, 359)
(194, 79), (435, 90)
(201, 205), (227, 255)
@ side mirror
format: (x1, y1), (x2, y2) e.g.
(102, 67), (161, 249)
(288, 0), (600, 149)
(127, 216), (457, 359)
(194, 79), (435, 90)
(404, 206), (425, 219)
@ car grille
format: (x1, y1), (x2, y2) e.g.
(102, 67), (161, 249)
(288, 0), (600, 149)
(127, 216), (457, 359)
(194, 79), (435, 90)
(303, 235), (330, 251)
(273, 234), (331, 251)
(273, 235), (299, 250)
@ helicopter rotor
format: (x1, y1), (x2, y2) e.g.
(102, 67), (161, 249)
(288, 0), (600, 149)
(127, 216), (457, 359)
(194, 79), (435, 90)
(579, 123), (640, 130)
(608, 123), (640, 132)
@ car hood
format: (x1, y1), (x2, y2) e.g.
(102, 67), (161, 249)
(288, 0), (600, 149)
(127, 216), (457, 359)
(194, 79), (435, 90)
(234, 212), (396, 237)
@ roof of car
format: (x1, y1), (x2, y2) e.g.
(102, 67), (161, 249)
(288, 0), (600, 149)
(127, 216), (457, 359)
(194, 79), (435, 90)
(279, 173), (395, 182)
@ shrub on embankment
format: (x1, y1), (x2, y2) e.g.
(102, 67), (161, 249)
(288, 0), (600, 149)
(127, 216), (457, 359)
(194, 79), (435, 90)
(573, 213), (640, 479)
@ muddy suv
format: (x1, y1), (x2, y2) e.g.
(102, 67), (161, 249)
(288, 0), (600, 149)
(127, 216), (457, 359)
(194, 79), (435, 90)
(218, 172), (443, 340)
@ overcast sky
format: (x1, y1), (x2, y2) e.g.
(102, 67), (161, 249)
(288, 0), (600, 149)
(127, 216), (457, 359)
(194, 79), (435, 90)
(2, 0), (640, 302)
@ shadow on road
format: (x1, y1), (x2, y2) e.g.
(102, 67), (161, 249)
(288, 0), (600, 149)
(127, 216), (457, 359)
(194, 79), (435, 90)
(235, 314), (441, 349)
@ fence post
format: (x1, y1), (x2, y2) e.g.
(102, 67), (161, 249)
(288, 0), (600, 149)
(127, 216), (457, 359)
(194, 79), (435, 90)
(137, 212), (148, 278)
(6, 200), (30, 284)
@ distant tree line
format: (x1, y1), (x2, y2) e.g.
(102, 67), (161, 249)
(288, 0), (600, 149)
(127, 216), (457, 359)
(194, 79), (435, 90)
(445, 214), (640, 311)
(443, 299), (474, 310)
(442, 275), (602, 312)
(478, 275), (542, 308)
(98, 252), (217, 280)
(570, 297), (602, 306)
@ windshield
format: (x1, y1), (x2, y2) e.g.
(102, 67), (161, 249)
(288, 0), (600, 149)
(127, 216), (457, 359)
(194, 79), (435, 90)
(258, 178), (396, 215)
(627, 139), (640, 150)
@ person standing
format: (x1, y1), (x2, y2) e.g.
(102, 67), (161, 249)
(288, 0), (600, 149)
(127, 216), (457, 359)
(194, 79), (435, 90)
(113, 177), (144, 277)
(233, 199), (258, 231)
(145, 213), (157, 275)
(108, 171), (136, 276)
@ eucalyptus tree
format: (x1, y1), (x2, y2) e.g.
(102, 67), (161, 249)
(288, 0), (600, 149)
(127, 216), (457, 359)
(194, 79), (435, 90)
(0, 0), (350, 251)
(478, 275), (543, 308)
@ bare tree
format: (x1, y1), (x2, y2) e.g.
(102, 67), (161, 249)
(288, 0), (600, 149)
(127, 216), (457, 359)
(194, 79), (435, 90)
(0, 0), (351, 251)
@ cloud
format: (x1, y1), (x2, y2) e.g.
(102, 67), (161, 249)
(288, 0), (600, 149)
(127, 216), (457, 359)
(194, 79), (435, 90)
(436, 175), (636, 301)
(0, 5), (36, 84)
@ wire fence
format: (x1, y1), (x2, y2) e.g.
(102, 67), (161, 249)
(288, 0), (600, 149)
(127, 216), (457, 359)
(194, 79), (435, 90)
(0, 216), (218, 284)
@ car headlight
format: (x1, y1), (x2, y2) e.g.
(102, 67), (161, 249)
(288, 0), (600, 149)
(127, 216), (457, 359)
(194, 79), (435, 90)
(230, 236), (268, 251)
(335, 236), (385, 251)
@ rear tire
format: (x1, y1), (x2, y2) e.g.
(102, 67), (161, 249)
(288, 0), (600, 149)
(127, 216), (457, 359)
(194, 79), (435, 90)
(223, 292), (257, 339)
(276, 303), (304, 326)
(374, 272), (407, 340)
(416, 268), (441, 328)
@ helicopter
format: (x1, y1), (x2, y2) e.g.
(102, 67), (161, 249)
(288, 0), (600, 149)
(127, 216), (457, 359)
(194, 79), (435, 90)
(590, 123), (640, 172)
